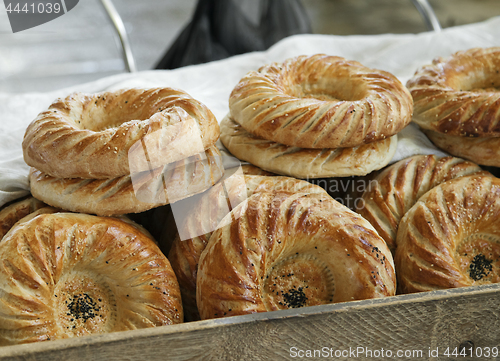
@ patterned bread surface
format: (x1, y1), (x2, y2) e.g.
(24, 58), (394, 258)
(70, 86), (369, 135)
(396, 174), (500, 293)
(29, 146), (224, 216)
(0, 197), (47, 240)
(231, 164), (275, 176)
(23, 88), (220, 179)
(0, 213), (183, 345)
(220, 115), (397, 178)
(407, 47), (500, 137)
(197, 191), (395, 320)
(169, 174), (326, 321)
(229, 54), (412, 148)
(357, 155), (484, 253)
(425, 129), (500, 167)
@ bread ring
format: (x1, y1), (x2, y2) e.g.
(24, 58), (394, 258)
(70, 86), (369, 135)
(1, 206), (60, 242)
(29, 146), (224, 216)
(396, 174), (500, 293)
(232, 164), (275, 176)
(0, 198), (155, 245)
(220, 115), (397, 178)
(357, 155), (484, 253)
(196, 191), (395, 320)
(407, 47), (500, 137)
(23, 88), (220, 179)
(229, 54), (412, 149)
(129, 164), (273, 262)
(0, 213), (183, 345)
(0, 197), (47, 240)
(169, 175), (326, 321)
(425, 129), (500, 167)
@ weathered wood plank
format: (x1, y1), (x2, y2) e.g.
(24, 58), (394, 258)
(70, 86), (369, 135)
(1, 284), (499, 360)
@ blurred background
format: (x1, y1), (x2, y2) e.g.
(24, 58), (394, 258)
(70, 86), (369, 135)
(1, 0), (499, 93)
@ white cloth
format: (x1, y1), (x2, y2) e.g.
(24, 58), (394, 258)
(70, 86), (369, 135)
(2, 16), (500, 207)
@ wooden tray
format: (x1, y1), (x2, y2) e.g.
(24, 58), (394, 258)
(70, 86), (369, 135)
(2, 283), (499, 360)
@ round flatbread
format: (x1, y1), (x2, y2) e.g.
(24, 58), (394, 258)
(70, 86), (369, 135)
(220, 115), (397, 179)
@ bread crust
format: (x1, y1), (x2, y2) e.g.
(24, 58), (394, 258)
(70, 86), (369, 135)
(169, 175), (326, 321)
(197, 191), (395, 320)
(0, 197), (47, 240)
(29, 146), (224, 216)
(425, 129), (500, 167)
(357, 155), (484, 253)
(220, 115), (397, 178)
(231, 164), (274, 176)
(229, 54), (412, 148)
(23, 88), (220, 179)
(407, 47), (500, 137)
(0, 213), (183, 345)
(396, 174), (500, 293)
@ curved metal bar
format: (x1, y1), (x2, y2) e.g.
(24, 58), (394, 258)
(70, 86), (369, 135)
(411, 0), (442, 32)
(100, 0), (137, 72)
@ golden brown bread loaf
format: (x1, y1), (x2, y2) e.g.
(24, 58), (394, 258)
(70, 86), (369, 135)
(357, 155), (484, 253)
(229, 54), (413, 149)
(29, 146), (224, 216)
(220, 115), (397, 178)
(1, 207), (61, 243)
(0, 196), (47, 240)
(197, 191), (396, 320)
(407, 47), (500, 137)
(425, 129), (500, 167)
(23, 88), (220, 179)
(233, 164), (275, 176)
(396, 174), (500, 294)
(127, 164), (273, 264)
(169, 175), (326, 321)
(0, 213), (183, 345)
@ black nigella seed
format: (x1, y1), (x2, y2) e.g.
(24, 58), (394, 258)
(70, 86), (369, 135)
(282, 287), (308, 308)
(469, 254), (493, 281)
(66, 293), (100, 322)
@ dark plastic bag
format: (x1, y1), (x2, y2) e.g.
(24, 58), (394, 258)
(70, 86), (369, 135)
(155, 0), (312, 69)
